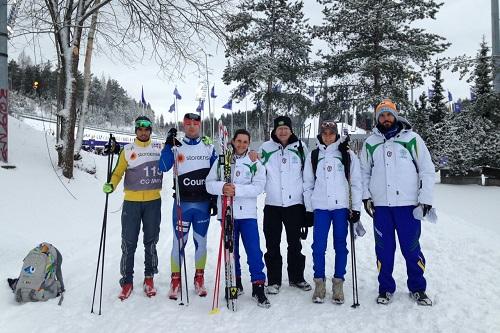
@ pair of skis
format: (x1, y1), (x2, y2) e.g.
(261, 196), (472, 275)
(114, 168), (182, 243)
(211, 121), (238, 313)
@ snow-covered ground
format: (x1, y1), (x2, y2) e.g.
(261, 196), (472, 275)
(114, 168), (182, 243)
(1, 116), (499, 333)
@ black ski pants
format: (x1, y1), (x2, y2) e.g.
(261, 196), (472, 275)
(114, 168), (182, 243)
(263, 204), (306, 286)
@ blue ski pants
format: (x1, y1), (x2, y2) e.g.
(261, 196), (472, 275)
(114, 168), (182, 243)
(120, 199), (161, 286)
(171, 201), (210, 273)
(373, 206), (427, 293)
(312, 208), (349, 279)
(234, 218), (266, 283)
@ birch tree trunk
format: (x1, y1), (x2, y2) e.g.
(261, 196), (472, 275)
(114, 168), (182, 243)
(74, 0), (100, 158)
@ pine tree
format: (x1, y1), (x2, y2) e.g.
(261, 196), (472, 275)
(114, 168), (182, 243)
(314, 0), (449, 109)
(223, 0), (311, 139)
(471, 37), (493, 97)
(408, 91), (430, 141)
(429, 64), (447, 124)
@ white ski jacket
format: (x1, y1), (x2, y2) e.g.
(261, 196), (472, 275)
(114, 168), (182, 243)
(359, 121), (435, 207)
(258, 136), (308, 207)
(205, 152), (266, 220)
(303, 137), (362, 213)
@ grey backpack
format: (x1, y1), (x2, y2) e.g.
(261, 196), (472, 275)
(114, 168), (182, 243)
(11, 243), (65, 305)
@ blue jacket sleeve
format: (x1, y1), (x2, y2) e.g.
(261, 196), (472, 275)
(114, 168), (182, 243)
(159, 144), (174, 172)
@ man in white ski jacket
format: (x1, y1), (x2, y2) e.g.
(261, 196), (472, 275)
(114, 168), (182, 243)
(303, 121), (363, 303)
(258, 116), (311, 294)
(359, 99), (435, 306)
(206, 129), (270, 308)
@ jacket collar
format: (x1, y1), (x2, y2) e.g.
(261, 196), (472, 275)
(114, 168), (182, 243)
(182, 136), (201, 145)
(134, 138), (151, 147)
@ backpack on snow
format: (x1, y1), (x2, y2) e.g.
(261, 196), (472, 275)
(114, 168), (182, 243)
(8, 243), (65, 305)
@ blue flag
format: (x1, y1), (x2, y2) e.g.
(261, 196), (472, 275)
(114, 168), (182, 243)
(470, 89), (477, 101)
(307, 85), (315, 97)
(256, 100), (262, 111)
(427, 88), (434, 99)
(238, 85), (248, 98)
(141, 86), (147, 107)
(272, 84), (282, 93)
(196, 99), (204, 113)
(454, 102), (462, 113)
(222, 99), (233, 110)
(168, 102), (175, 113)
(174, 87), (182, 100)
(448, 91), (453, 102)
(210, 86), (217, 98)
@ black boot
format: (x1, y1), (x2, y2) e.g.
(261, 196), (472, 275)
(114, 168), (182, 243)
(252, 283), (271, 308)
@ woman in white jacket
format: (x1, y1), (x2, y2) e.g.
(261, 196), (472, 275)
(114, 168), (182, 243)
(303, 121), (363, 304)
(205, 129), (270, 308)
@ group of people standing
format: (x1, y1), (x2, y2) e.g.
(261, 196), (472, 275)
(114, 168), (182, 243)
(103, 98), (435, 309)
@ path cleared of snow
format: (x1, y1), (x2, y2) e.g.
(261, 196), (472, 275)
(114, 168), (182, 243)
(1, 117), (499, 333)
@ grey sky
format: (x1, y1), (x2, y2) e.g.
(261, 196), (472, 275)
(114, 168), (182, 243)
(9, 0), (493, 125)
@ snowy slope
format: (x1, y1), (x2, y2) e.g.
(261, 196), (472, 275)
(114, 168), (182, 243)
(1, 116), (499, 333)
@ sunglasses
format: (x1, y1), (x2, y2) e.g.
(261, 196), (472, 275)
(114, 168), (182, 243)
(184, 113), (201, 121)
(321, 121), (337, 129)
(135, 120), (152, 128)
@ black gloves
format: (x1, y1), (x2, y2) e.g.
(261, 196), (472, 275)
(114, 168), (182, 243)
(348, 210), (361, 223)
(166, 128), (181, 147)
(209, 196), (218, 216)
(363, 198), (375, 218)
(104, 140), (120, 155)
(300, 211), (314, 240)
(422, 204), (432, 217)
(338, 135), (350, 153)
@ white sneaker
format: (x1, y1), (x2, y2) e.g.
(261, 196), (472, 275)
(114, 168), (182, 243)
(265, 284), (280, 295)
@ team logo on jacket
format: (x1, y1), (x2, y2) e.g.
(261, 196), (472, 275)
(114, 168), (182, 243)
(177, 153), (186, 163)
(387, 151), (392, 157)
(399, 149), (408, 159)
(282, 158), (287, 164)
(236, 170), (241, 177)
(130, 152), (137, 161)
(327, 166), (332, 172)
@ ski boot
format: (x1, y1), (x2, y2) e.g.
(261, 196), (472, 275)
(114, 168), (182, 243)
(332, 278), (344, 304)
(312, 278), (326, 303)
(411, 291), (432, 306)
(194, 269), (207, 297)
(252, 282), (271, 308)
(118, 283), (133, 301)
(376, 291), (393, 305)
(168, 272), (181, 300)
(143, 276), (157, 297)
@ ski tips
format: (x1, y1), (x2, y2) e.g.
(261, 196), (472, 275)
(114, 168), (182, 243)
(209, 308), (220, 315)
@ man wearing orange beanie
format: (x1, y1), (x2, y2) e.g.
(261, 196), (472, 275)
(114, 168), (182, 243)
(360, 99), (435, 306)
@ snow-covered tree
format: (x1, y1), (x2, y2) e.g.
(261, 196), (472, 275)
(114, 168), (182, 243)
(14, 0), (231, 178)
(222, 0), (311, 139)
(471, 37), (493, 97)
(429, 63), (447, 124)
(313, 0), (449, 109)
(408, 91), (430, 141)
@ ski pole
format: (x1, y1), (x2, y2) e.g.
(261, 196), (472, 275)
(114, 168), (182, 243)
(91, 134), (116, 315)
